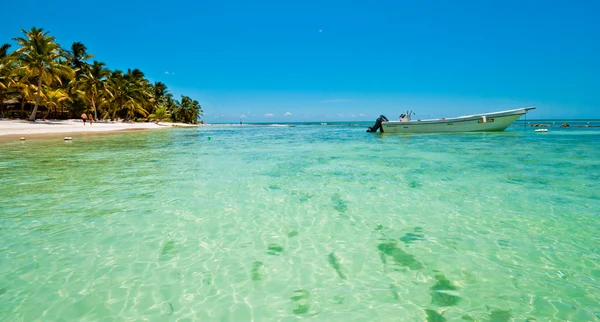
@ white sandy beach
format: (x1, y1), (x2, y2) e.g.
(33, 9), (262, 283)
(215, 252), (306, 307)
(0, 119), (197, 140)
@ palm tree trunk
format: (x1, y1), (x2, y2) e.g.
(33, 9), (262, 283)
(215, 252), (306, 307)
(28, 71), (43, 121)
(20, 98), (26, 118)
(92, 96), (98, 120)
(43, 106), (52, 119)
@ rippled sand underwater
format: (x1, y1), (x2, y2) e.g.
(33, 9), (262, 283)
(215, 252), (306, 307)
(1, 124), (599, 321)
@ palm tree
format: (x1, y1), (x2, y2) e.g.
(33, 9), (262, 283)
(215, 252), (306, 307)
(148, 81), (172, 117)
(168, 97), (182, 122)
(173, 95), (203, 124)
(105, 70), (124, 120)
(12, 81), (37, 118)
(63, 42), (93, 115)
(125, 69), (149, 120)
(0, 44), (15, 116)
(0, 43), (10, 59)
(148, 107), (170, 124)
(4, 28), (204, 122)
(165, 97), (180, 122)
(42, 88), (70, 119)
(105, 69), (148, 121)
(189, 99), (203, 124)
(13, 27), (75, 121)
(0, 44), (15, 111)
(66, 42), (93, 75)
(95, 95), (112, 120)
(80, 61), (109, 120)
(128, 68), (146, 81)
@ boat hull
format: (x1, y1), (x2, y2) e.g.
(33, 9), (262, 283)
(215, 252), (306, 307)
(381, 108), (531, 133)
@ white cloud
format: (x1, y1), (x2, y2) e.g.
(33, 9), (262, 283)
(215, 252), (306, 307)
(359, 113), (365, 117)
(264, 113), (275, 117)
(240, 114), (247, 118)
(284, 112), (292, 116)
(320, 99), (354, 103)
(164, 71), (175, 75)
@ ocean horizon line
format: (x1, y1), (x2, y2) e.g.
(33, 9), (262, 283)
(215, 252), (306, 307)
(208, 118), (600, 124)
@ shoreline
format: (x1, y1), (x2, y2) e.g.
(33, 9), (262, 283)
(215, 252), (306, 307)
(0, 119), (199, 142)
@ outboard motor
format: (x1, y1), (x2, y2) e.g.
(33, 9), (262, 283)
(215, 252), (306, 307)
(367, 115), (389, 132)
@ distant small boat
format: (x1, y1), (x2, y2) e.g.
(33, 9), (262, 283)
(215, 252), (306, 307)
(367, 107), (535, 133)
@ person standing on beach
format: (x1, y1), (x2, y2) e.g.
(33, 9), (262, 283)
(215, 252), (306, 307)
(89, 114), (93, 126)
(81, 113), (88, 126)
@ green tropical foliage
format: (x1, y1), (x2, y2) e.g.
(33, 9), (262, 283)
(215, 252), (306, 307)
(79, 61), (109, 120)
(12, 27), (75, 121)
(171, 95), (203, 124)
(0, 44), (15, 106)
(65, 42), (93, 75)
(148, 107), (170, 124)
(148, 81), (172, 117)
(42, 88), (70, 119)
(0, 27), (203, 124)
(0, 43), (10, 59)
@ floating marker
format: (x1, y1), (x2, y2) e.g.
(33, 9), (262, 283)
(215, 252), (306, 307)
(207, 136), (211, 140)
(64, 137), (73, 140)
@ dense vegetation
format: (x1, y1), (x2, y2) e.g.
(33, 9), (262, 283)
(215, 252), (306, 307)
(0, 27), (203, 124)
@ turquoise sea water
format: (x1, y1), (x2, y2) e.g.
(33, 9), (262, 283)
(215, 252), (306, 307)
(1, 123), (599, 321)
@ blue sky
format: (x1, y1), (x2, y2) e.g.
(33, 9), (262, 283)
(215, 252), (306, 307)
(2, 0), (599, 121)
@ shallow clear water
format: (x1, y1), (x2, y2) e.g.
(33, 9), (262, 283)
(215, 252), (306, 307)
(1, 124), (599, 321)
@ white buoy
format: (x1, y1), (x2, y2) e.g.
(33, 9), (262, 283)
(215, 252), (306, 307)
(534, 129), (548, 133)
(64, 137), (73, 141)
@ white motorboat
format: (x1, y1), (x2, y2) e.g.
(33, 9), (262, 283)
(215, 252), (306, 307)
(367, 107), (535, 133)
